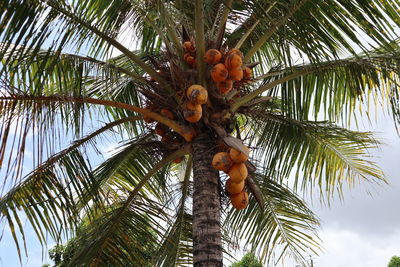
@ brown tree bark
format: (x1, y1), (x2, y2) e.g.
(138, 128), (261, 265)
(192, 131), (223, 266)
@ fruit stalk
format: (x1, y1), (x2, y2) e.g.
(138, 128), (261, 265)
(2, 95), (195, 141)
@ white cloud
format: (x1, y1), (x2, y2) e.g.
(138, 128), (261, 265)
(315, 227), (400, 267)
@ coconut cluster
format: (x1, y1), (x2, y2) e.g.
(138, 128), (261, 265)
(183, 41), (196, 68)
(142, 41), (255, 174)
(212, 146), (250, 210)
(142, 83), (209, 163)
(205, 49), (252, 95)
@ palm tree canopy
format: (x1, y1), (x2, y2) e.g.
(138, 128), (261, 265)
(1, 0), (400, 265)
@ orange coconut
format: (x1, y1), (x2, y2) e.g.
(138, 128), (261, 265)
(211, 63), (229, 82)
(243, 67), (252, 79)
(183, 53), (196, 67)
(186, 56), (196, 65)
(183, 53), (191, 61)
(229, 146), (249, 163)
(212, 152), (233, 172)
(225, 54), (243, 70)
(160, 109), (175, 120)
(183, 101), (202, 123)
(186, 85), (208, 105)
(204, 49), (222, 65)
(184, 53), (195, 65)
(228, 163), (248, 183)
(226, 49), (244, 59)
(183, 41), (194, 52)
(155, 123), (167, 137)
(217, 79), (233, 95)
(228, 67), (243, 81)
(230, 191), (249, 210)
(225, 178), (245, 195)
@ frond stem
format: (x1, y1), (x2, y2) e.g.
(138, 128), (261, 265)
(158, 2), (184, 61)
(215, 0), (233, 50)
(67, 54), (147, 82)
(195, 0), (206, 85)
(244, 0), (310, 62)
(174, 155), (192, 263)
(234, 20), (260, 50)
(232, 70), (309, 112)
(234, 52), (400, 111)
(0, 95), (195, 141)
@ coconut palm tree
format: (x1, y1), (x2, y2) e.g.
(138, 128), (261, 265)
(1, 0), (400, 266)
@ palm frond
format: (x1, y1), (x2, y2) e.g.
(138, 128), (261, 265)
(244, 111), (384, 199)
(60, 198), (168, 267)
(92, 136), (172, 203)
(224, 174), (320, 265)
(211, 0), (233, 49)
(153, 156), (193, 266)
(0, 150), (96, 260)
(154, 210), (193, 267)
(0, 89), (149, 180)
(64, 147), (189, 266)
(1, 44), (145, 84)
(1, 46), (145, 132)
(227, 0), (400, 65)
(273, 52), (400, 125)
(1, 131), (189, 264)
(234, 50), (400, 128)
(0, 0), (172, 91)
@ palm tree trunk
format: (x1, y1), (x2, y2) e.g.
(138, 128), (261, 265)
(192, 131), (223, 266)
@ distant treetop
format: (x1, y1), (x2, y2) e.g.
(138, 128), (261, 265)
(230, 252), (264, 267)
(388, 256), (400, 267)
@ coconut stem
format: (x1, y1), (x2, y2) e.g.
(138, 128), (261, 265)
(231, 70), (309, 112)
(1, 95), (196, 142)
(195, 0), (206, 86)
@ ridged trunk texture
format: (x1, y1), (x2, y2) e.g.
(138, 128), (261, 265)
(192, 132), (223, 266)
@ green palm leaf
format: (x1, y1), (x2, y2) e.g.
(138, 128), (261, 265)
(245, 111), (384, 198)
(60, 199), (167, 267)
(153, 156), (193, 266)
(64, 147), (189, 266)
(224, 174), (320, 265)
(226, 0), (400, 64)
